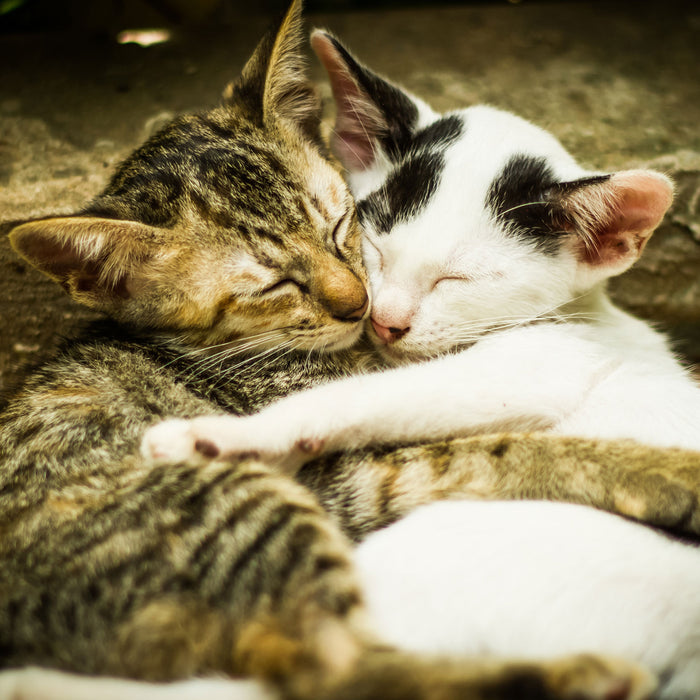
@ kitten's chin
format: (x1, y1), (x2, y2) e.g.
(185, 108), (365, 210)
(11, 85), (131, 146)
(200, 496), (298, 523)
(314, 322), (366, 353)
(370, 335), (471, 365)
(370, 340), (429, 366)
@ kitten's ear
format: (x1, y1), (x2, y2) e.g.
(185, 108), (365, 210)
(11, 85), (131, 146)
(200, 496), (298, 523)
(311, 29), (426, 171)
(8, 216), (166, 310)
(224, 0), (320, 137)
(556, 170), (673, 283)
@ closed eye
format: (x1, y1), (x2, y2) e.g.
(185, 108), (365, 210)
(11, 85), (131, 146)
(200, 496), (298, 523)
(331, 210), (355, 256)
(259, 279), (307, 296)
(432, 276), (470, 289)
(433, 270), (502, 290)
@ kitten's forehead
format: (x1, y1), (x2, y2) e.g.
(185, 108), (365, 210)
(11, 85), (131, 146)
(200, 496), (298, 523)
(91, 109), (350, 247)
(415, 106), (583, 226)
(453, 105), (583, 187)
(362, 105), (586, 252)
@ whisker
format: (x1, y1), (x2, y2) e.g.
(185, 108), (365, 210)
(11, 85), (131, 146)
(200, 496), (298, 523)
(496, 200), (549, 220)
(446, 292), (602, 347)
(204, 344), (292, 395)
(161, 328), (293, 372)
(209, 338), (301, 393)
(246, 341), (302, 381)
(177, 333), (292, 385)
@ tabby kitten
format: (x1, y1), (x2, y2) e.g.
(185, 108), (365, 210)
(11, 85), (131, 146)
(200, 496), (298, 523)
(0, 2), (689, 698)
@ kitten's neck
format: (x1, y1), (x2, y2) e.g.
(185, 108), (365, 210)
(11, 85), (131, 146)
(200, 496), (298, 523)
(560, 284), (673, 359)
(559, 284), (619, 326)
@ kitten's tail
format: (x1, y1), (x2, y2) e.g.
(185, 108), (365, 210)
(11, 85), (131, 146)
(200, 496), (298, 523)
(279, 643), (657, 700)
(229, 608), (655, 700)
(306, 650), (656, 700)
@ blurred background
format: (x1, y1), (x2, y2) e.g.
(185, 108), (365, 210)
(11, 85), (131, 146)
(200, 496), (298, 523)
(0, 0), (565, 32)
(0, 0), (698, 390)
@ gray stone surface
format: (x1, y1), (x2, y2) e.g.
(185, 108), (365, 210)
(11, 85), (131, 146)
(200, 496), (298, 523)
(1, 1), (699, 391)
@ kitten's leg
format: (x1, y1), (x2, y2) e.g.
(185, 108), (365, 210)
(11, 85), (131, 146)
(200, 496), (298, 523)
(142, 325), (607, 471)
(300, 434), (700, 541)
(320, 652), (656, 700)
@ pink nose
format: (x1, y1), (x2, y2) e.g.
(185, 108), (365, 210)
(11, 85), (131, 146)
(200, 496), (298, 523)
(371, 317), (410, 344)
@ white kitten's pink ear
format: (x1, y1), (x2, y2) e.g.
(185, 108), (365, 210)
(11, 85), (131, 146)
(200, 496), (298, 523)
(9, 216), (165, 310)
(311, 30), (422, 171)
(558, 169), (673, 282)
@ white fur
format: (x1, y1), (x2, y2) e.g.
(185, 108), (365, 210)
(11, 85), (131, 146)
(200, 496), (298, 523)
(0, 668), (276, 700)
(355, 500), (700, 700)
(143, 306), (700, 464)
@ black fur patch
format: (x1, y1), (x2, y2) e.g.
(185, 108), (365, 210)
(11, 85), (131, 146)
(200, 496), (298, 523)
(410, 115), (463, 155)
(487, 155), (612, 256)
(357, 152), (444, 234)
(486, 154), (562, 255)
(356, 116), (463, 234)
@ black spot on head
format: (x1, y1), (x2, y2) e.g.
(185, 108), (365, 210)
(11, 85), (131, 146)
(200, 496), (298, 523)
(355, 115), (464, 235)
(357, 151), (445, 234)
(486, 154), (563, 255)
(409, 115), (463, 155)
(487, 156), (614, 255)
(551, 174), (611, 195)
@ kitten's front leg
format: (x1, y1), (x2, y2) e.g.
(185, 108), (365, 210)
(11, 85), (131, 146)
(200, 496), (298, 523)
(142, 325), (606, 472)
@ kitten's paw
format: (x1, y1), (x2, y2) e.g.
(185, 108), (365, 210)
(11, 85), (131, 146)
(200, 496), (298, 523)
(141, 416), (315, 474)
(543, 654), (656, 700)
(141, 418), (206, 464)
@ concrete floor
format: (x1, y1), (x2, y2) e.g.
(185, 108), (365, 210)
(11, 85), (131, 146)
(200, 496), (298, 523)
(1, 1), (699, 392)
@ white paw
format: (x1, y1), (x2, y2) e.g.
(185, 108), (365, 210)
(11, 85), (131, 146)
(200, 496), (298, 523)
(141, 415), (324, 474)
(141, 415), (260, 466)
(141, 418), (203, 464)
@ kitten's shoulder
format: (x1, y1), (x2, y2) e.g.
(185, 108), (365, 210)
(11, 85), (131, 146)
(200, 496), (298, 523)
(1, 320), (213, 439)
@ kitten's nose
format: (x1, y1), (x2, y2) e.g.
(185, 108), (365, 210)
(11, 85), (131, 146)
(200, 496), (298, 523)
(316, 265), (369, 321)
(371, 317), (409, 344)
(336, 291), (369, 321)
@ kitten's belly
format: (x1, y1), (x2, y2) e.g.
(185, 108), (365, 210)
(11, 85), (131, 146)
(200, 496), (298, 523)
(354, 500), (700, 699)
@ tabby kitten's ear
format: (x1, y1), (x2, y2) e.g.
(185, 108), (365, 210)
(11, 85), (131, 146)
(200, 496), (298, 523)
(311, 30), (431, 170)
(8, 216), (168, 310)
(224, 0), (320, 139)
(553, 169), (673, 285)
